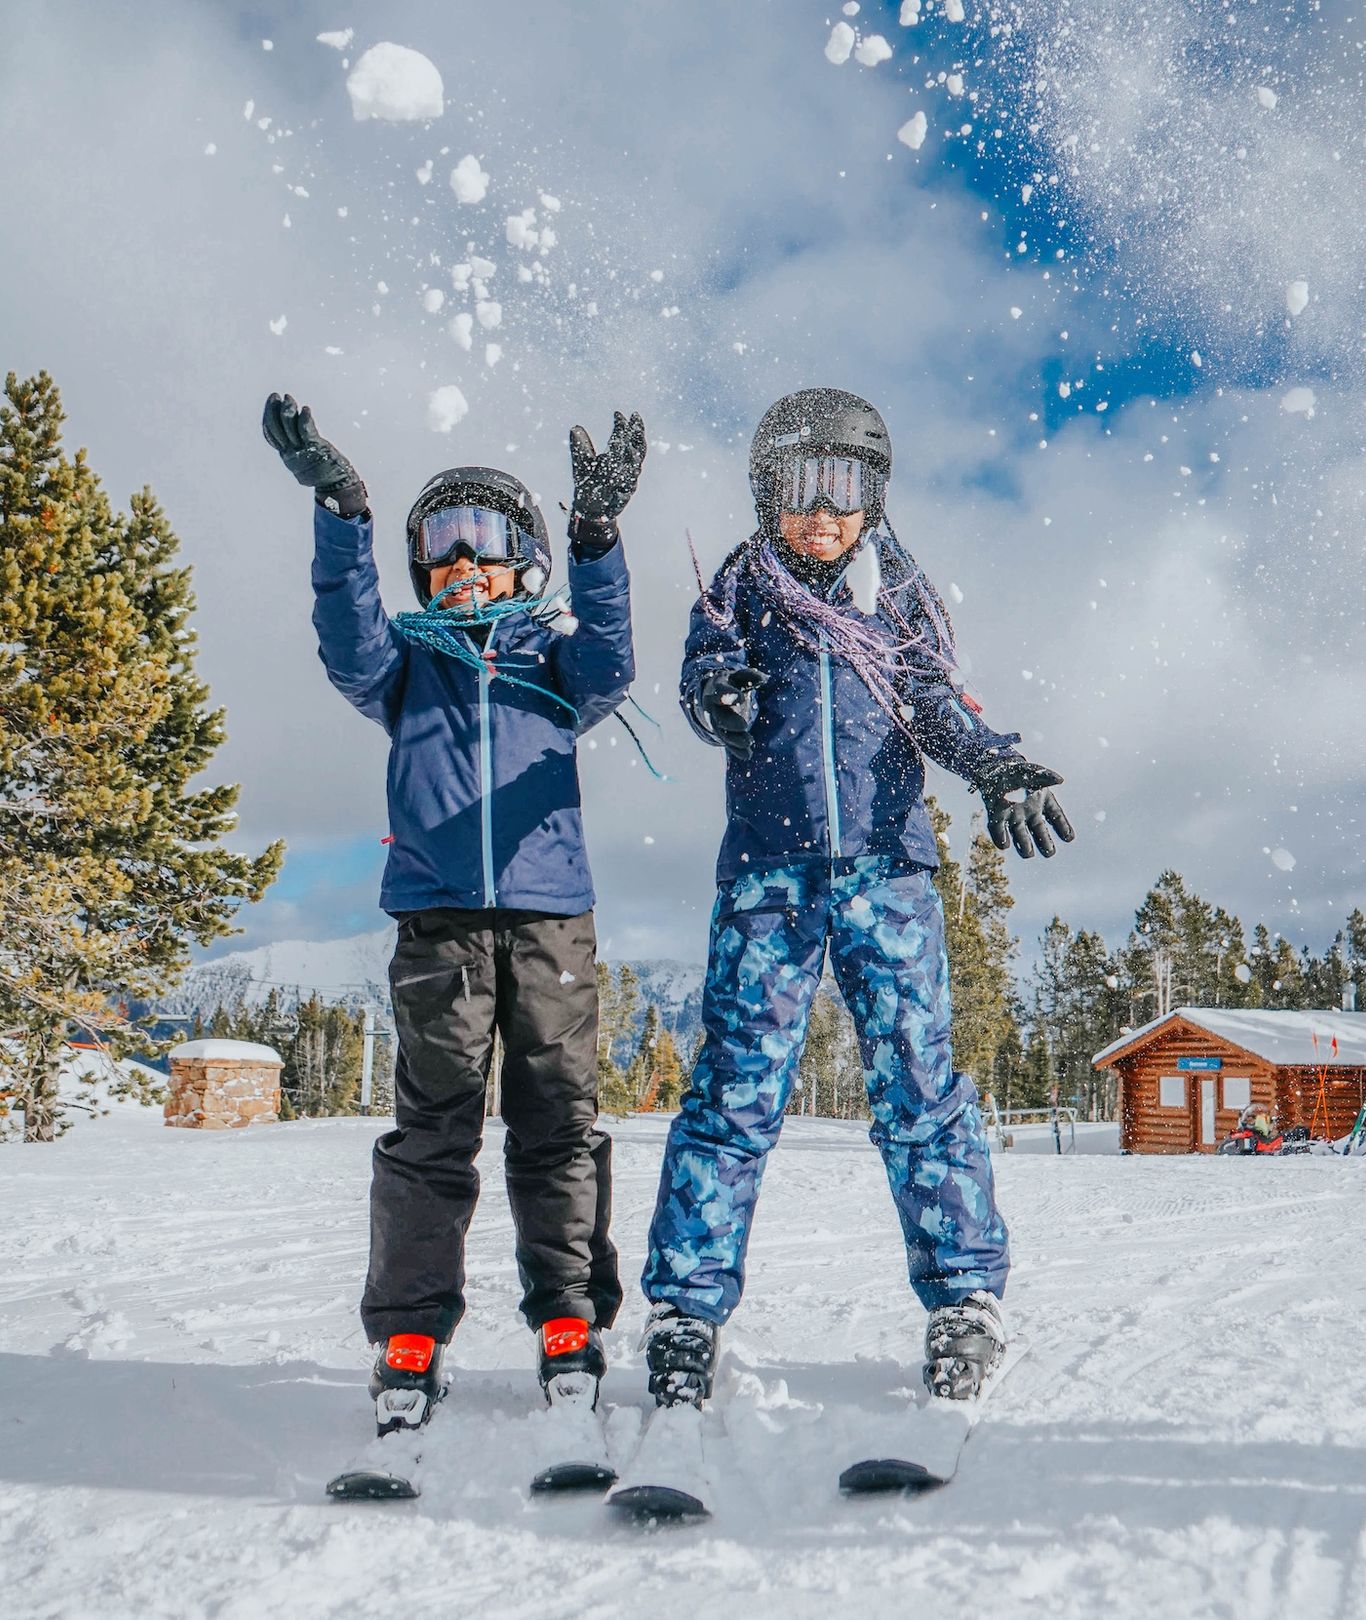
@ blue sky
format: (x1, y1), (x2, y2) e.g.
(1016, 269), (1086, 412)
(1, 0), (1362, 970)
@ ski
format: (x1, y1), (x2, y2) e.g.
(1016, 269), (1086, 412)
(606, 1401), (712, 1520)
(529, 1375), (617, 1495)
(326, 1382), (447, 1501)
(837, 1344), (1025, 1497)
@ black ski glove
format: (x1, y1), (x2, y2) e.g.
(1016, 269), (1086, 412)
(972, 756), (1076, 859)
(568, 411), (647, 551)
(262, 392), (368, 517)
(697, 665), (767, 762)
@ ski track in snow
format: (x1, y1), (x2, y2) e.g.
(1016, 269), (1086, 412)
(3, 1110), (1365, 1619)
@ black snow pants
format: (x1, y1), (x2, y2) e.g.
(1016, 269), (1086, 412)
(360, 907), (621, 1344)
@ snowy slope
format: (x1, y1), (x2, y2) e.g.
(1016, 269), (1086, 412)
(4, 1114), (1365, 1619)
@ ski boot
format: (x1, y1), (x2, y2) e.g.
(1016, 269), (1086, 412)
(538, 1316), (607, 1410)
(642, 1302), (719, 1408)
(368, 1333), (446, 1437)
(923, 1291), (1005, 1401)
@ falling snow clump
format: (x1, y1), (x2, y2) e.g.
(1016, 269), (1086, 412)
(427, 385), (470, 433)
(346, 43), (444, 122)
(450, 154), (489, 204)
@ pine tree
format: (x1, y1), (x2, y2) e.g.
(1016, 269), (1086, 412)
(928, 797), (1020, 1098)
(0, 373), (283, 1140)
(651, 1027), (685, 1110)
(626, 1003), (662, 1108)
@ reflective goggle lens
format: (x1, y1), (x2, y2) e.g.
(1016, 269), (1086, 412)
(416, 505), (526, 565)
(776, 456), (869, 516)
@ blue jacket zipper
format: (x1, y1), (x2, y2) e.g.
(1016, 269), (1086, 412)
(478, 625), (496, 906)
(818, 635), (843, 858)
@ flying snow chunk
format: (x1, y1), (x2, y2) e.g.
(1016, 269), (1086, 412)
(450, 154), (489, 204)
(539, 193), (562, 212)
(475, 300), (502, 330)
(1286, 280), (1309, 317)
(947, 73), (965, 97)
(1010, 306), (1022, 320)
(854, 34), (892, 67)
(422, 288), (444, 313)
(449, 313), (474, 350)
(843, 2), (860, 13)
(1234, 962), (1253, 984)
(506, 208), (539, 249)
(650, 269), (665, 283)
(948, 581), (964, 604)
(1281, 386), (1317, 418)
(427, 386), (469, 433)
(485, 343), (502, 368)
(1256, 86), (1279, 110)
(1058, 382), (1071, 399)
(900, 0), (921, 21)
(1271, 847), (1296, 872)
(559, 970), (576, 985)
(944, 0), (965, 18)
(897, 112), (928, 150)
(317, 28), (353, 50)
(416, 159), (433, 185)
(268, 314), (287, 335)
(347, 44), (444, 122)
(846, 543), (881, 615)
(825, 22), (856, 64)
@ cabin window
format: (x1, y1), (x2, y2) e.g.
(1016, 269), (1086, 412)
(1159, 1075), (1186, 1108)
(1223, 1076), (1251, 1111)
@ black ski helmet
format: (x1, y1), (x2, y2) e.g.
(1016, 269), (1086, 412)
(405, 465), (552, 606)
(749, 388), (892, 532)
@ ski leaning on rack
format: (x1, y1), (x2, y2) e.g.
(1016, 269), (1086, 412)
(606, 1401), (712, 1519)
(837, 1344), (1026, 1496)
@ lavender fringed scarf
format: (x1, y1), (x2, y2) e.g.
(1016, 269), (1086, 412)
(694, 527), (959, 742)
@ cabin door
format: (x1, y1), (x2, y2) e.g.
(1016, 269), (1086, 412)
(1199, 1078), (1217, 1149)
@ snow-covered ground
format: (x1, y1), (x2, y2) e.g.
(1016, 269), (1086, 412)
(4, 1105), (1364, 1620)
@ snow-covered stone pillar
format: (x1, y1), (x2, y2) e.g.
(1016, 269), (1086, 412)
(164, 1039), (283, 1130)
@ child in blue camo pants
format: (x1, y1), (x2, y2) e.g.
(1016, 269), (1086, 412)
(639, 389), (1074, 1406)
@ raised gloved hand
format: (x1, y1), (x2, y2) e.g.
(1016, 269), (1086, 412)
(262, 393), (367, 517)
(569, 410), (647, 529)
(973, 756), (1076, 859)
(698, 665), (768, 762)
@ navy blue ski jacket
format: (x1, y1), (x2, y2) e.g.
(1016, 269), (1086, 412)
(312, 505), (633, 915)
(680, 532), (1020, 881)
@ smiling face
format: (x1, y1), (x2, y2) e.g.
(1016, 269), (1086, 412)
(777, 506), (866, 564)
(426, 554), (517, 607)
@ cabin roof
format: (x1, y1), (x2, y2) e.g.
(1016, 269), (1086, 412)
(1093, 1007), (1366, 1070)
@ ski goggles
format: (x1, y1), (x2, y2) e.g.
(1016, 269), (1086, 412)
(413, 505), (532, 567)
(775, 455), (873, 516)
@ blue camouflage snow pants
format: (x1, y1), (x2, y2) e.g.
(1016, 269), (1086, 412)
(642, 856), (1010, 1323)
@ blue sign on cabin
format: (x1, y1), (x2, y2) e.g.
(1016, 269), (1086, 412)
(1177, 1055), (1222, 1071)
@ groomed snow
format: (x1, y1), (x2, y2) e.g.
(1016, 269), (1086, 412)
(3, 1114), (1364, 1618)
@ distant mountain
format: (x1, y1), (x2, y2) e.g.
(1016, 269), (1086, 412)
(163, 931), (706, 1053)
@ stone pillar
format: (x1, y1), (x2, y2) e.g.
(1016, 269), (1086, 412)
(165, 1039), (283, 1130)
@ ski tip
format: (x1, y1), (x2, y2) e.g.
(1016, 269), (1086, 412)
(325, 1469), (420, 1501)
(838, 1458), (943, 1495)
(530, 1461), (618, 1494)
(608, 1483), (710, 1521)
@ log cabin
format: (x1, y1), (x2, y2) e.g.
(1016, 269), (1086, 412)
(1092, 1007), (1366, 1154)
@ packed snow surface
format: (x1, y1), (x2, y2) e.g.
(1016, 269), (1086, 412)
(4, 1113), (1365, 1618)
(345, 43), (444, 122)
